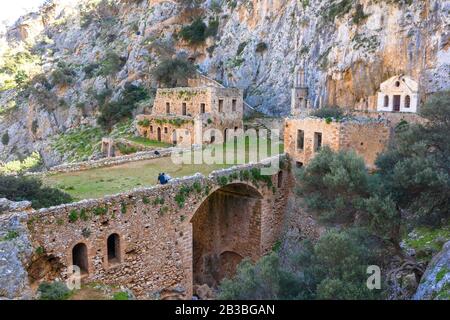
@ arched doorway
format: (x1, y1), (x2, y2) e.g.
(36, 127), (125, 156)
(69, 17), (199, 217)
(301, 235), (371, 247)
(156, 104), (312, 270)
(157, 127), (161, 141)
(191, 183), (263, 288)
(172, 130), (177, 145)
(224, 128), (228, 143)
(72, 243), (88, 275)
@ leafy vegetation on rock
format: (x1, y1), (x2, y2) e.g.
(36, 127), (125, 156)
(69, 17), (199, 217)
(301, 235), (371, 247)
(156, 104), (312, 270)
(178, 18), (219, 45)
(0, 152), (42, 174)
(219, 228), (385, 300)
(38, 281), (72, 300)
(97, 83), (149, 130)
(0, 175), (72, 209)
(153, 58), (196, 87)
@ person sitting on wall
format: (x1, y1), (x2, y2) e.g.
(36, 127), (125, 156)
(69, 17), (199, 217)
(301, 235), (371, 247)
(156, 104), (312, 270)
(158, 173), (165, 185)
(158, 173), (171, 185)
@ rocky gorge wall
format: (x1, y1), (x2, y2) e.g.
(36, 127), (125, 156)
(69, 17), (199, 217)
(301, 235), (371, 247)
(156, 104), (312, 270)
(0, 0), (448, 165)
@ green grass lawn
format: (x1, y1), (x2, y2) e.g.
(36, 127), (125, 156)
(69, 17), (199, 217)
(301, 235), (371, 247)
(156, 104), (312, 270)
(126, 136), (172, 148)
(44, 137), (283, 201)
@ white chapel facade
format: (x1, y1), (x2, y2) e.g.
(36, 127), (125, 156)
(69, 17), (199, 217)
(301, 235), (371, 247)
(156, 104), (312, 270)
(376, 75), (419, 113)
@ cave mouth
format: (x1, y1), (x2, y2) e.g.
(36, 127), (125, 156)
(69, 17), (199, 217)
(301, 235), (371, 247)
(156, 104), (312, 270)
(191, 183), (262, 289)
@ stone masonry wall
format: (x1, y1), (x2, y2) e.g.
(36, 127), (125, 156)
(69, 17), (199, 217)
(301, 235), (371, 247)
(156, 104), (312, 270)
(12, 156), (291, 299)
(284, 117), (391, 168)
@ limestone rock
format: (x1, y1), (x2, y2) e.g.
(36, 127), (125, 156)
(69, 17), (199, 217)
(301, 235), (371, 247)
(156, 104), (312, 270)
(0, 199), (32, 214)
(0, 0), (449, 166)
(0, 213), (33, 300)
(413, 241), (450, 300)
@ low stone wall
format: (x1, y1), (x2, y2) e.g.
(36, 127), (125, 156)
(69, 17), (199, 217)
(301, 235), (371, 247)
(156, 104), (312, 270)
(44, 145), (202, 174)
(6, 155), (291, 299)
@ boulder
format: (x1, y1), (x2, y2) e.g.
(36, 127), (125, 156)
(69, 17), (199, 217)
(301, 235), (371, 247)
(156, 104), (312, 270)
(413, 241), (450, 300)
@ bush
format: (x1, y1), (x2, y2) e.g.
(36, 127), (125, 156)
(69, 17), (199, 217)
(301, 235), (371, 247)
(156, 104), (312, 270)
(178, 18), (219, 44)
(83, 63), (100, 78)
(255, 42), (268, 53)
(323, 0), (353, 23)
(153, 58), (196, 87)
(0, 175), (73, 209)
(113, 291), (129, 300)
(38, 282), (72, 300)
(97, 83), (149, 130)
(0, 152), (42, 174)
(352, 4), (368, 25)
(179, 18), (207, 44)
(218, 228), (384, 300)
(375, 91), (450, 228)
(50, 62), (75, 86)
(98, 52), (125, 76)
(1, 132), (9, 145)
(310, 107), (344, 119)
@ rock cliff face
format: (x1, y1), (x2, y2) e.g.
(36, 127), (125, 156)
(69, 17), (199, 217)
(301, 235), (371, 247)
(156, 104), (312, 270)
(0, 0), (449, 165)
(414, 241), (450, 300)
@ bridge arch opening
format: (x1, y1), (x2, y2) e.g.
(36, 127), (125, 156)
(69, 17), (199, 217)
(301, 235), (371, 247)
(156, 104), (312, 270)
(191, 183), (263, 289)
(72, 243), (88, 275)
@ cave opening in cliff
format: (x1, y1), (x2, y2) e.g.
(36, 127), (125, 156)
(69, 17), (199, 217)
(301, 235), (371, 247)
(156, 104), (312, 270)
(191, 183), (263, 290)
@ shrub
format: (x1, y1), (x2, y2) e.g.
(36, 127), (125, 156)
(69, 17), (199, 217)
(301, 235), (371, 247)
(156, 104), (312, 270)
(50, 62), (75, 86)
(352, 4), (368, 25)
(138, 119), (150, 127)
(98, 51), (125, 76)
(1, 132), (9, 145)
(0, 176), (71, 210)
(323, 0), (353, 23)
(218, 228), (385, 300)
(153, 58), (196, 87)
(68, 210), (79, 223)
(113, 291), (129, 300)
(375, 91), (450, 228)
(255, 42), (268, 53)
(117, 142), (138, 155)
(38, 282), (72, 300)
(93, 206), (108, 216)
(237, 41), (248, 55)
(121, 202), (127, 214)
(97, 83), (149, 130)
(83, 63), (100, 78)
(2, 230), (19, 241)
(205, 19), (219, 37)
(179, 18), (207, 44)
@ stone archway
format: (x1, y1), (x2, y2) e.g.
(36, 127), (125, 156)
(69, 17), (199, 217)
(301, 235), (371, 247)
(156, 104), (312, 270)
(191, 183), (263, 289)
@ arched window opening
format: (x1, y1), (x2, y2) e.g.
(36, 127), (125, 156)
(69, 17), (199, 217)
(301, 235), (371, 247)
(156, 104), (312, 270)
(384, 95), (389, 108)
(395, 81), (400, 87)
(405, 95), (411, 108)
(172, 130), (177, 145)
(224, 128), (228, 143)
(72, 243), (88, 274)
(157, 127), (161, 141)
(107, 234), (120, 264)
(277, 171), (283, 188)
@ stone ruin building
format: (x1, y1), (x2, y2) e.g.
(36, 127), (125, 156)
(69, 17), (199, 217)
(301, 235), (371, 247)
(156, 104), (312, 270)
(136, 79), (244, 147)
(376, 75), (419, 113)
(284, 68), (405, 168)
(284, 117), (391, 168)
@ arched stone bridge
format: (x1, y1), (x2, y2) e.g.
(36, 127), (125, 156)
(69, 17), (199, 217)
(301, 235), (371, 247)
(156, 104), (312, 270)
(17, 155), (292, 299)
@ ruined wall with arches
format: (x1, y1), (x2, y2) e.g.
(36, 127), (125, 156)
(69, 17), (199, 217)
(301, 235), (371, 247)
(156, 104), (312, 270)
(20, 157), (292, 299)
